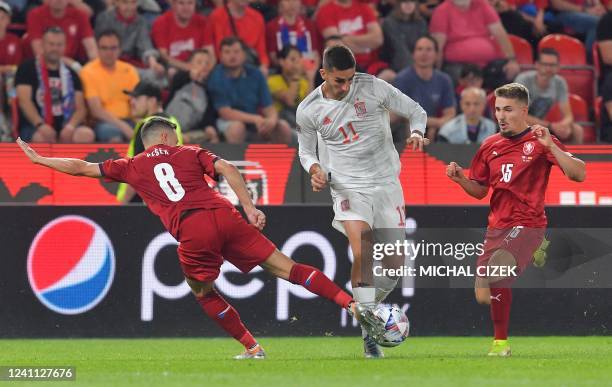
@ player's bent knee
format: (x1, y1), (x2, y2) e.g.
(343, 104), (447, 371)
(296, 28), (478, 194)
(185, 277), (214, 298)
(474, 277), (490, 305)
(486, 249), (518, 283)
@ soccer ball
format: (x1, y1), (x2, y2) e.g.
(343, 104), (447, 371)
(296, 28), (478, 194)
(372, 304), (410, 347)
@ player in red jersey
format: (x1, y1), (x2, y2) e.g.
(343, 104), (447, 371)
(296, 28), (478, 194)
(16, 116), (379, 359)
(446, 83), (585, 357)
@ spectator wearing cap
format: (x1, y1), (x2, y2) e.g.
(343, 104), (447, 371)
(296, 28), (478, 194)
(80, 29), (140, 142)
(15, 27), (94, 143)
(95, 0), (165, 84)
(117, 85), (184, 203)
(0, 1), (22, 74)
(27, 0), (98, 66)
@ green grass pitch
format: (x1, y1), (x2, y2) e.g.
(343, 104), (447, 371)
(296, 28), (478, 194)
(1, 337), (611, 386)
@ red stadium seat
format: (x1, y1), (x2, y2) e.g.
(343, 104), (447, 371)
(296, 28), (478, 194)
(569, 93), (589, 122)
(568, 94), (596, 143)
(559, 68), (596, 106)
(544, 94), (596, 142)
(595, 95), (603, 132)
(509, 34), (533, 67)
(538, 34), (586, 65)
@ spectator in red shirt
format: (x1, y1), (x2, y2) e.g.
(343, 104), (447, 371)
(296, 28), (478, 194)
(205, 0), (269, 74)
(315, 0), (384, 72)
(151, 0), (208, 73)
(430, 0), (521, 83)
(0, 1), (21, 74)
(26, 0), (98, 66)
(266, 0), (320, 78)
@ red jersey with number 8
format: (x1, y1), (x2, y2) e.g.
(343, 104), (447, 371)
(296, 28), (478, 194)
(99, 144), (232, 238)
(469, 128), (569, 228)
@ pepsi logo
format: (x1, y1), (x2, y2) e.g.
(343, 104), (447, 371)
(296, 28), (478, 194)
(27, 216), (115, 315)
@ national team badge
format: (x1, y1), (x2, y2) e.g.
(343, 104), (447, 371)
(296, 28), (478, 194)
(8, 44), (15, 55)
(69, 24), (77, 36)
(354, 99), (367, 118)
(323, 116), (332, 125)
(523, 142), (534, 155)
(341, 199), (350, 211)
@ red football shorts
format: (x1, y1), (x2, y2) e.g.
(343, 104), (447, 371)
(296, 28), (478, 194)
(477, 227), (545, 278)
(176, 207), (276, 282)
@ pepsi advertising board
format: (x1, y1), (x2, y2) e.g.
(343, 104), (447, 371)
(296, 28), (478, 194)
(2, 206), (611, 338)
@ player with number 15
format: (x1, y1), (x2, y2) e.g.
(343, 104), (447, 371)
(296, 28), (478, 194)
(446, 83), (585, 357)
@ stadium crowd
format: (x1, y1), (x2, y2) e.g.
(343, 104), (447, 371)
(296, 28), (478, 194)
(0, 0), (610, 145)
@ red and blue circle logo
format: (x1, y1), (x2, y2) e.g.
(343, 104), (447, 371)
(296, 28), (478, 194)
(27, 215), (115, 315)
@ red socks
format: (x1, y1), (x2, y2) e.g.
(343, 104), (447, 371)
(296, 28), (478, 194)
(196, 290), (257, 349)
(289, 263), (352, 308)
(490, 287), (512, 340)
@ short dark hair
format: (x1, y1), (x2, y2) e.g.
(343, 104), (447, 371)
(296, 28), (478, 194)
(323, 35), (343, 45)
(140, 113), (177, 142)
(96, 28), (121, 43)
(537, 47), (560, 62)
(411, 35), (438, 53)
(494, 82), (530, 106)
(220, 36), (243, 50)
(43, 26), (65, 37)
(322, 45), (355, 71)
(460, 63), (483, 79)
(278, 44), (301, 60)
(189, 48), (211, 61)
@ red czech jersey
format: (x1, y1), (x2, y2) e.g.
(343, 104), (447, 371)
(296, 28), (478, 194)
(100, 145), (232, 238)
(469, 128), (570, 228)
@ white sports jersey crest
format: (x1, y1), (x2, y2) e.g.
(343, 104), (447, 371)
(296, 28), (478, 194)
(297, 73), (427, 189)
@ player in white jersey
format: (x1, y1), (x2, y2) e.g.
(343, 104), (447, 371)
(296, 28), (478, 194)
(296, 45), (428, 358)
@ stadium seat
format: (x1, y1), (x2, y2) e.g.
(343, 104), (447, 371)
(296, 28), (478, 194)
(560, 68), (596, 106)
(538, 34), (586, 65)
(544, 94), (595, 142)
(569, 93), (589, 122)
(569, 94), (596, 143)
(509, 34), (533, 67)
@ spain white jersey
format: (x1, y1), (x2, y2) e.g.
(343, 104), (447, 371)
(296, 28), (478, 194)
(297, 73), (427, 189)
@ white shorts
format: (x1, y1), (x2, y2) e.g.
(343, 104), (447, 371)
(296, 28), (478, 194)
(331, 180), (405, 235)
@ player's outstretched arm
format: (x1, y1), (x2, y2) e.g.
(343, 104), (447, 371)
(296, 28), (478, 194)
(533, 125), (586, 182)
(214, 159), (266, 230)
(17, 137), (102, 178)
(446, 162), (489, 199)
